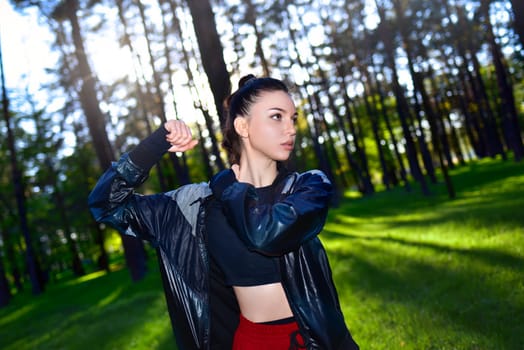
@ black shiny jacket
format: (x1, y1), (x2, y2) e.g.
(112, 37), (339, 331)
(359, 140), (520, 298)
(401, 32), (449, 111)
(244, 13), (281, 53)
(88, 153), (359, 350)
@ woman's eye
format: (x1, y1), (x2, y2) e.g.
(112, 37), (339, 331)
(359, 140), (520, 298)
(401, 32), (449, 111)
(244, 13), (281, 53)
(271, 113), (282, 120)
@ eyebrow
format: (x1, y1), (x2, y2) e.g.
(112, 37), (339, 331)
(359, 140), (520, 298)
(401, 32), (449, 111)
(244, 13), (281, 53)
(268, 107), (298, 116)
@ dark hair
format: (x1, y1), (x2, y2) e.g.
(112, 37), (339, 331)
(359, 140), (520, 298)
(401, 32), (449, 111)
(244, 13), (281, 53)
(222, 74), (289, 165)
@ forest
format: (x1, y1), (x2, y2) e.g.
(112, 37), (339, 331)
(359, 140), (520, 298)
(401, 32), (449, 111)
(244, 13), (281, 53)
(0, 0), (523, 334)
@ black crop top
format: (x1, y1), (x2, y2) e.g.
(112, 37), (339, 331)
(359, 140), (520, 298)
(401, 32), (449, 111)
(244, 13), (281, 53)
(206, 182), (281, 287)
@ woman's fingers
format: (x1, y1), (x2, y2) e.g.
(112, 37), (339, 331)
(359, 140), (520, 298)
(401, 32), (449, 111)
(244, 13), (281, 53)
(164, 120), (198, 152)
(166, 120), (189, 142)
(167, 139), (198, 153)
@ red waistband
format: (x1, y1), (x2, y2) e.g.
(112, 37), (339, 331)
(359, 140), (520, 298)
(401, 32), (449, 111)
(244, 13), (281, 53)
(237, 314), (300, 335)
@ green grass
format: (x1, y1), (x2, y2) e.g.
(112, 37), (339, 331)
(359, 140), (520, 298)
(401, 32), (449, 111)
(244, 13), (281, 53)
(325, 158), (524, 349)
(1, 158), (523, 349)
(0, 264), (176, 349)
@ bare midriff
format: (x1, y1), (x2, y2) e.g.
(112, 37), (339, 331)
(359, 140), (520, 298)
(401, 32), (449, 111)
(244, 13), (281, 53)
(233, 282), (293, 322)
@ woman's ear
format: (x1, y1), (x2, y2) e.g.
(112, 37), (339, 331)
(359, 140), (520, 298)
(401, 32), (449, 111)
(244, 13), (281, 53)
(233, 117), (248, 138)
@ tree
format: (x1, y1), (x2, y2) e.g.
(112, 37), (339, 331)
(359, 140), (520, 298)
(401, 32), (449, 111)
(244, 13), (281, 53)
(509, 0), (524, 50)
(135, 0), (191, 185)
(5, 0), (523, 284)
(53, 0), (148, 281)
(184, 0), (231, 128)
(0, 226), (11, 307)
(1, 36), (44, 295)
(374, 0), (430, 195)
(480, 0), (524, 161)
(164, 0), (226, 171)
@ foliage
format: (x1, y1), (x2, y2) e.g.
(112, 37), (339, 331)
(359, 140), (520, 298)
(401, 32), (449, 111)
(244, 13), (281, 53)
(2, 0), (524, 301)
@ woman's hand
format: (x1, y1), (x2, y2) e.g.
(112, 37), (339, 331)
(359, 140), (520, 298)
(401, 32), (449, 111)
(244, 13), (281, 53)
(164, 120), (198, 153)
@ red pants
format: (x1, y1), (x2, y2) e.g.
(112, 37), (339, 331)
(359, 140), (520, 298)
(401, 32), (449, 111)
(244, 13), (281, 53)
(232, 314), (305, 350)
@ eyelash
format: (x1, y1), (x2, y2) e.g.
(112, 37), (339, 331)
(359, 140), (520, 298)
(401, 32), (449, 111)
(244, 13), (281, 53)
(271, 114), (298, 124)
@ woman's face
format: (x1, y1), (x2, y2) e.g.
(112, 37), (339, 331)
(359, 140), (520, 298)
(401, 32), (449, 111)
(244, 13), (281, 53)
(238, 90), (297, 163)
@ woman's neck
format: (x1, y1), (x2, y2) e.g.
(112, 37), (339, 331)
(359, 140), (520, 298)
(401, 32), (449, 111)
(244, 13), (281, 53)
(237, 157), (278, 188)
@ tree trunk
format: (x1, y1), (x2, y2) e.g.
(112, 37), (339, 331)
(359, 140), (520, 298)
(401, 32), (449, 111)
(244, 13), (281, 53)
(442, 1), (486, 159)
(168, 0), (225, 170)
(244, 0), (271, 76)
(510, 0), (524, 50)
(391, 0), (437, 184)
(312, 89), (350, 188)
(470, 52), (505, 158)
(135, 0), (191, 185)
(428, 66), (465, 166)
(0, 227), (11, 307)
(413, 73), (455, 199)
(375, 2), (430, 195)
(455, 4), (506, 159)
(195, 119), (215, 179)
(1, 41), (43, 295)
(481, 0), (524, 161)
(374, 63), (411, 191)
(54, 186), (85, 276)
(184, 0), (231, 128)
(116, 0), (171, 192)
(61, 0), (147, 281)
(0, 189), (25, 291)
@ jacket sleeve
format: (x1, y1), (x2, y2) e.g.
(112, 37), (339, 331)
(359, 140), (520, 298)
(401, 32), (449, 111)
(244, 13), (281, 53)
(88, 153), (176, 245)
(219, 170), (333, 256)
(88, 126), (175, 245)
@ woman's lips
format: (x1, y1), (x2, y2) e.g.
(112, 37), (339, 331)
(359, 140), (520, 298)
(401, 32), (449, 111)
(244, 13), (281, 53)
(281, 141), (295, 150)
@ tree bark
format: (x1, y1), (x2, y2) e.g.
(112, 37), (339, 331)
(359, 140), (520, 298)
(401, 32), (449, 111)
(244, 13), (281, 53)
(510, 0), (524, 50)
(1, 40), (43, 295)
(0, 227), (11, 307)
(60, 0), (148, 281)
(375, 1), (430, 195)
(244, 0), (271, 76)
(168, 0), (226, 170)
(391, 0), (437, 184)
(481, 0), (524, 161)
(135, 0), (191, 185)
(185, 0), (231, 128)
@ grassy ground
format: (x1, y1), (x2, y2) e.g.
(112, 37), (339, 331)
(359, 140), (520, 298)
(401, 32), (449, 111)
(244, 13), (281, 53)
(1, 158), (523, 349)
(326, 158), (524, 349)
(0, 265), (176, 349)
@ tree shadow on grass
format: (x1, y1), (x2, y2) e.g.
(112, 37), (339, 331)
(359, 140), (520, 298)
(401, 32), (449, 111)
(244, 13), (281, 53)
(0, 269), (130, 349)
(448, 159), (524, 193)
(323, 233), (524, 349)
(0, 265), (178, 350)
(324, 160), (524, 349)
(331, 178), (524, 241)
(324, 229), (524, 270)
(335, 158), (524, 223)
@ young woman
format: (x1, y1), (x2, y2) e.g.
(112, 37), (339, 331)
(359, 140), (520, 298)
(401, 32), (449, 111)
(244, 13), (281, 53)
(88, 75), (359, 349)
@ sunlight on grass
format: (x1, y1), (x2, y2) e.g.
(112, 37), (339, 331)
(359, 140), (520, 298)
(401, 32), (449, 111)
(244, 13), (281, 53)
(0, 304), (35, 327)
(64, 269), (107, 286)
(97, 285), (125, 308)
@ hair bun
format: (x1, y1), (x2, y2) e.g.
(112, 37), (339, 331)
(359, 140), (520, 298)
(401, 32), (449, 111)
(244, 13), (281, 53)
(238, 74), (256, 88)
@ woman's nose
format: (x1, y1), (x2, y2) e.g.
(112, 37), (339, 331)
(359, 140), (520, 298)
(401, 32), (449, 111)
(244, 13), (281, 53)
(286, 118), (297, 135)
